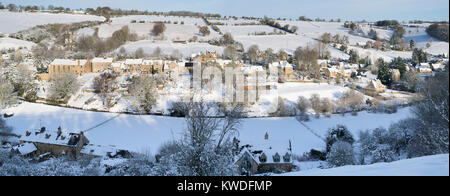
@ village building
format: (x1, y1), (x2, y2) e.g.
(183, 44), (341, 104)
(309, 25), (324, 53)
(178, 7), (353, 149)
(416, 63), (432, 73)
(234, 133), (293, 175)
(364, 79), (387, 96)
(91, 57), (114, 73)
(111, 62), (126, 73)
(14, 127), (130, 159)
(323, 67), (340, 78)
(191, 51), (219, 63)
(18, 127), (90, 158)
(125, 59), (144, 73)
(47, 59), (92, 76)
(269, 61), (294, 80)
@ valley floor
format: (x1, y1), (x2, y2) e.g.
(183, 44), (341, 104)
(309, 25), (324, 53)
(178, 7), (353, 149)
(4, 101), (412, 155)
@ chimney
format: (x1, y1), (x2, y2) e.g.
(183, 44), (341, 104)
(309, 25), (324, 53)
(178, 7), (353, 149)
(265, 132), (269, 140)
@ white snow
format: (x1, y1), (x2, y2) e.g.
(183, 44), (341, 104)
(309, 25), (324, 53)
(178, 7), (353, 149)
(0, 37), (36, 50)
(118, 40), (224, 57)
(0, 10), (104, 34)
(279, 154), (449, 176)
(4, 102), (412, 155)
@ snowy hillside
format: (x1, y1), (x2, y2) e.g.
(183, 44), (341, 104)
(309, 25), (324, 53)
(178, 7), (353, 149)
(0, 37), (36, 50)
(0, 10), (105, 34)
(279, 154), (449, 176)
(404, 24), (449, 56)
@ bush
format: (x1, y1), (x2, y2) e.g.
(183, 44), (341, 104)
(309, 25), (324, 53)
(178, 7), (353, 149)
(48, 73), (80, 103)
(152, 22), (166, 36)
(199, 26), (211, 36)
(327, 141), (354, 167)
(325, 125), (355, 153)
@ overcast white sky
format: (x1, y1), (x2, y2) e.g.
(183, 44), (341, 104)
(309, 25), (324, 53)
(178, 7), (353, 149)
(1, 0), (448, 21)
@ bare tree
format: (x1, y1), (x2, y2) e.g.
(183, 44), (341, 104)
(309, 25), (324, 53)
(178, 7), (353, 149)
(223, 45), (240, 61)
(199, 26), (211, 36)
(0, 77), (17, 109)
(127, 75), (158, 113)
(93, 72), (118, 108)
(48, 73), (80, 103)
(152, 22), (166, 36)
(247, 45), (259, 64)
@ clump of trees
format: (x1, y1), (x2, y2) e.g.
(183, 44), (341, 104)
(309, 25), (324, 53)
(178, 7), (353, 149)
(152, 22), (166, 36)
(48, 73), (80, 104)
(426, 23), (449, 42)
(412, 48), (428, 65)
(294, 46), (321, 79)
(155, 102), (243, 176)
(75, 25), (138, 56)
(0, 77), (18, 109)
(325, 125), (355, 167)
(199, 26), (211, 36)
(93, 72), (119, 108)
(127, 75), (159, 113)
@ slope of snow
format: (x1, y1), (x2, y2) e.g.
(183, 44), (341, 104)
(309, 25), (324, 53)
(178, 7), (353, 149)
(404, 25), (449, 56)
(0, 10), (104, 34)
(110, 15), (206, 25)
(279, 154), (449, 176)
(3, 102), (412, 155)
(219, 25), (280, 36)
(0, 37), (36, 50)
(118, 40), (224, 56)
(78, 23), (221, 41)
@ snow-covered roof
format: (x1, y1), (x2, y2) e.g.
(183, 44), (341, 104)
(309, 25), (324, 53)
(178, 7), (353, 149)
(111, 62), (125, 69)
(365, 79), (386, 90)
(432, 63), (445, 70)
(92, 57), (113, 63)
(239, 137), (293, 164)
(14, 143), (37, 155)
(50, 59), (87, 66)
(270, 61), (293, 68)
(81, 144), (122, 157)
(19, 130), (78, 147)
(125, 59), (143, 65)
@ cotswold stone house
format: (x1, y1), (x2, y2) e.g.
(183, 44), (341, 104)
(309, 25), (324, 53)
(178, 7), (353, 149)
(234, 133), (293, 175)
(16, 127), (131, 159)
(18, 127), (89, 159)
(364, 79), (386, 96)
(48, 59), (92, 76)
(92, 57), (114, 73)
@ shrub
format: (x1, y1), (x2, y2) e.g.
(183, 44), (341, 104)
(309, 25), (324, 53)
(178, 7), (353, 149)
(327, 141), (354, 167)
(325, 125), (355, 153)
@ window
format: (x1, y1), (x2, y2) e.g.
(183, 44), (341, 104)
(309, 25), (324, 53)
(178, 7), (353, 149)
(273, 153), (280, 163)
(259, 153), (267, 163)
(283, 152), (291, 162)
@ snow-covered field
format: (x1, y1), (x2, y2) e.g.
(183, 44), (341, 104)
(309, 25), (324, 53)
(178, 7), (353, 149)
(404, 25), (449, 56)
(110, 15), (206, 25)
(117, 40), (225, 56)
(219, 25), (279, 36)
(77, 23), (221, 41)
(279, 154), (449, 176)
(3, 102), (412, 155)
(0, 10), (104, 34)
(0, 37), (36, 50)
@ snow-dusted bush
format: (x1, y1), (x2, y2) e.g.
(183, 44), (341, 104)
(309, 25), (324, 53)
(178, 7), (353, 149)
(327, 141), (355, 167)
(48, 73), (80, 103)
(127, 75), (158, 113)
(325, 125), (355, 153)
(156, 102), (241, 176)
(272, 97), (295, 117)
(0, 77), (17, 109)
(93, 72), (119, 108)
